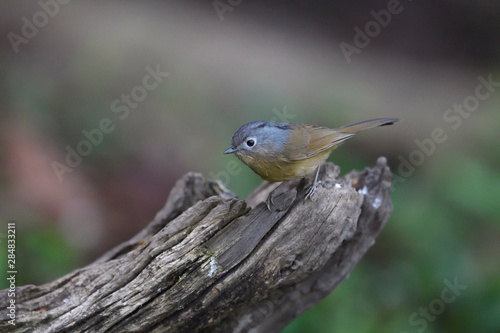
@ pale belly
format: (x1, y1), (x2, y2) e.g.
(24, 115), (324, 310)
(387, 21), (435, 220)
(245, 150), (332, 182)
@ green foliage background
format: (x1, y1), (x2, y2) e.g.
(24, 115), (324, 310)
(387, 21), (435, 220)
(1, 2), (499, 332)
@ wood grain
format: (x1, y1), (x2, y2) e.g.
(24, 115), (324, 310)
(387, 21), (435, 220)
(0, 158), (394, 333)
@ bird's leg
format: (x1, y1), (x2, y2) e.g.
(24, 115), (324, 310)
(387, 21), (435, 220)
(266, 182), (284, 211)
(305, 165), (322, 200)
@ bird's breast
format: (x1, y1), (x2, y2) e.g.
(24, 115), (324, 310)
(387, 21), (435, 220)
(239, 151), (331, 182)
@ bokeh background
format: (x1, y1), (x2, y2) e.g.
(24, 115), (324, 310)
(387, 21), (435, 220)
(1, 1), (499, 332)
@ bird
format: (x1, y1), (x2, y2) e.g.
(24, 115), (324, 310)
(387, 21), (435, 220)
(224, 117), (399, 210)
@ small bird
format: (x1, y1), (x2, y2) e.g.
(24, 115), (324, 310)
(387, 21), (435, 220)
(224, 118), (399, 209)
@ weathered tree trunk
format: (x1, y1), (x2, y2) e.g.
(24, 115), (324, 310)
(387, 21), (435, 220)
(0, 158), (394, 333)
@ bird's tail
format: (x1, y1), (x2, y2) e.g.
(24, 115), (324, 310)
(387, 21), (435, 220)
(339, 118), (399, 134)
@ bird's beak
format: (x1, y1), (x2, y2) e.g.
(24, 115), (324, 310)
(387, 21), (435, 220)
(224, 146), (237, 154)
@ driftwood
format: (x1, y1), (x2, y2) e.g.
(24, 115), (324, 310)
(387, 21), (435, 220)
(0, 158), (394, 333)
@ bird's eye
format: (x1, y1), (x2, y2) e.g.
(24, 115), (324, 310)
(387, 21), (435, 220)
(246, 138), (256, 147)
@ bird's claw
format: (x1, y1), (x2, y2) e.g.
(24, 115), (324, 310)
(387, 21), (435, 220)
(266, 192), (275, 211)
(305, 180), (322, 200)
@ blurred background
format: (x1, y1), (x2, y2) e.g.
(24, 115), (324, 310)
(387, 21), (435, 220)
(1, 1), (499, 332)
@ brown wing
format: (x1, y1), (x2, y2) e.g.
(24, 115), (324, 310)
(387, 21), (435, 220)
(284, 123), (354, 161)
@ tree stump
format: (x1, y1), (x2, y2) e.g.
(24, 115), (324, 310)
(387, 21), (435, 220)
(0, 158), (394, 333)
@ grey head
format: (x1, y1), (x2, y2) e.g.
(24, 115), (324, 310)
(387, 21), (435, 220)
(224, 121), (291, 159)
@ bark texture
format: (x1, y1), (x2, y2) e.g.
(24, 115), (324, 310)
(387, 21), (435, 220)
(0, 158), (394, 333)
